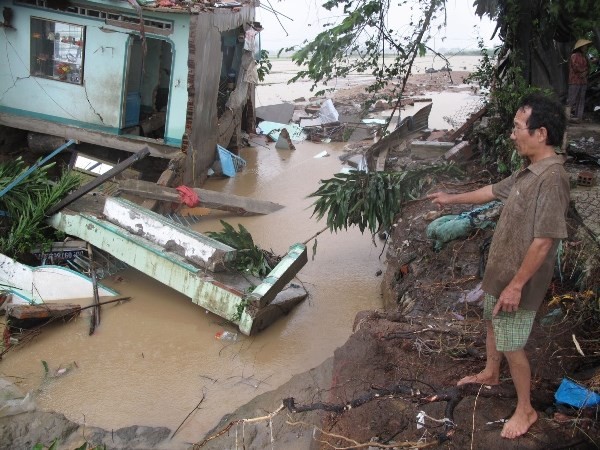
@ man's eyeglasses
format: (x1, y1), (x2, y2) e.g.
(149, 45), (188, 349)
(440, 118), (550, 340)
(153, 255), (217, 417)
(512, 125), (536, 133)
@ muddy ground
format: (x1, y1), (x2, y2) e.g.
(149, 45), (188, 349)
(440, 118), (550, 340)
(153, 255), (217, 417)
(2, 70), (600, 449)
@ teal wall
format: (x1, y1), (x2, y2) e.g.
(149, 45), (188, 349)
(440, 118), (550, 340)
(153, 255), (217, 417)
(0, 0), (190, 145)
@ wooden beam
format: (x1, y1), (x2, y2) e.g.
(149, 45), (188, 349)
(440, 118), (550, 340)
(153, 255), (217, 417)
(7, 303), (81, 320)
(118, 179), (284, 216)
(142, 154), (184, 212)
(439, 106), (488, 142)
(0, 113), (180, 159)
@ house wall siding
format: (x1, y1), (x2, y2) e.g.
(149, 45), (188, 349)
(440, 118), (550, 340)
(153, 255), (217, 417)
(184, 5), (255, 185)
(0, 1), (190, 146)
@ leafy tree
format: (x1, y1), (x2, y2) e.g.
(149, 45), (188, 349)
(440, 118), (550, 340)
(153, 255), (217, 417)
(284, 0), (447, 118)
(282, 0), (600, 175)
(256, 49), (272, 82)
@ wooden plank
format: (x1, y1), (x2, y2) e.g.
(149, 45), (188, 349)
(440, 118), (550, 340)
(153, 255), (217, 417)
(118, 179), (284, 216)
(141, 153), (184, 212)
(7, 303), (81, 320)
(365, 104), (432, 171)
(439, 105), (488, 142)
(0, 113), (180, 159)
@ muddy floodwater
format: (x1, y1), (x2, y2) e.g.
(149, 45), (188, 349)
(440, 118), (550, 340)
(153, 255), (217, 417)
(3, 55), (484, 447)
(3, 140), (385, 447)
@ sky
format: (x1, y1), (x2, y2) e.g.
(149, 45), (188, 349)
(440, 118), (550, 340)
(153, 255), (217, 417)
(255, 0), (501, 53)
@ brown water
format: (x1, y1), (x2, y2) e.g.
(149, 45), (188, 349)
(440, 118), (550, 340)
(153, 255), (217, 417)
(2, 140), (385, 447)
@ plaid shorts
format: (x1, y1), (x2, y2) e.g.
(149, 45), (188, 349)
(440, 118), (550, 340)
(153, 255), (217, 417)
(483, 294), (536, 352)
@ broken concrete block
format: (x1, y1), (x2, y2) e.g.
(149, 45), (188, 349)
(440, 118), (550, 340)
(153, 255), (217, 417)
(444, 141), (474, 162)
(346, 154), (367, 170)
(410, 140), (455, 160)
(256, 103), (295, 124)
(103, 197), (236, 271)
(275, 128), (296, 150)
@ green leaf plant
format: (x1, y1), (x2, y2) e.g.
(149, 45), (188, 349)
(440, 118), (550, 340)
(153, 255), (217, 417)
(309, 164), (462, 235)
(0, 158), (81, 260)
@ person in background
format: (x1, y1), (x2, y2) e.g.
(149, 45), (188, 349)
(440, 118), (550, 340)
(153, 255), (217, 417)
(568, 38), (595, 122)
(428, 93), (569, 439)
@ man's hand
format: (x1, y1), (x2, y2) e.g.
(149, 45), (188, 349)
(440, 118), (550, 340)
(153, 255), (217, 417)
(426, 185), (495, 208)
(427, 192), (453, 209)
(493, 284), (522, 316)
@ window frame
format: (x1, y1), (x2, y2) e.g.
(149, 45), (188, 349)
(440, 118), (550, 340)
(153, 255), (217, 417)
(30, 16), (86, 85)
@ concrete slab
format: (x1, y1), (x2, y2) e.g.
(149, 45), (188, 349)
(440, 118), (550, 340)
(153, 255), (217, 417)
(275, 128), (296, 150)
(410, 140), (455, 160)
(103, 197), (236, 271)
(256, 103), (295, 124)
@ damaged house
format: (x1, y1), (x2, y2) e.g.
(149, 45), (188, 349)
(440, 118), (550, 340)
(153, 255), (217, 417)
(0, 0), (261, 184)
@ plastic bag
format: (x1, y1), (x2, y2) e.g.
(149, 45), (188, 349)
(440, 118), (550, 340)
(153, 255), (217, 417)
(318, 99), (339, 124)
(0, 379), (35, 417)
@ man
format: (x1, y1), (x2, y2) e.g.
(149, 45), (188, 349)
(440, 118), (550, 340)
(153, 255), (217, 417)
(428, 93), (569, 439)
(568, 38), (594, 121)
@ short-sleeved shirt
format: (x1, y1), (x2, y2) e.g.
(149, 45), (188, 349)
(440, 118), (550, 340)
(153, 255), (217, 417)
(569, 52), (589, 85)
(481, 155), (570, 310)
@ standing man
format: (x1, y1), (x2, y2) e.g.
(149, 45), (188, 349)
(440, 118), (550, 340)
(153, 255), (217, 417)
(568, 38), (593, 121)
(428, 93), (569, 439)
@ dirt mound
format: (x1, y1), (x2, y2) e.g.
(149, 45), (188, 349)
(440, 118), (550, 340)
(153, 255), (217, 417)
(196, 307), (597, 449)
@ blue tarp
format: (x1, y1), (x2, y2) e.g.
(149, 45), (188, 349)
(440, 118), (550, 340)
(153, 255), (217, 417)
(555, 378), (600, 408)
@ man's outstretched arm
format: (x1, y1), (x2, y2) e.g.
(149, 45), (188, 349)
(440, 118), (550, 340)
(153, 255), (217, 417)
(427, 185), (496, 208)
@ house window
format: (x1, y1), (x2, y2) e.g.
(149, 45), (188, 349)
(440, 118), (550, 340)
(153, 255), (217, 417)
(30, 18), (84, 84)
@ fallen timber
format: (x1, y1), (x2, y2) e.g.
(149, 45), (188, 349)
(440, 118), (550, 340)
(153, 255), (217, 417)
(5, 296), (130, 329)
(48, 196), (308, 335)
(365, 103), (432, 171)
(117, 179), (284, 216)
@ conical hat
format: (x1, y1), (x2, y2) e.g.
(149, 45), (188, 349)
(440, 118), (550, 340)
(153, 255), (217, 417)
(574, 39), (592, 50)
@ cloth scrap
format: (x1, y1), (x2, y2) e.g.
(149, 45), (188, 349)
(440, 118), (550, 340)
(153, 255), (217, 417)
(176, 186), (200, 207)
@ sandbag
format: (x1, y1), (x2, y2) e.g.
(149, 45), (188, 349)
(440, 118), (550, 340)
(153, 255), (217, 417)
(426, 201), (502, 251)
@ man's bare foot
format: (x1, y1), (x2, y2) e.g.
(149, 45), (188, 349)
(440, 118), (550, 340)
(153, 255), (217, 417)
(457, 371), (499, 386)
(501, 408), (538, 439)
